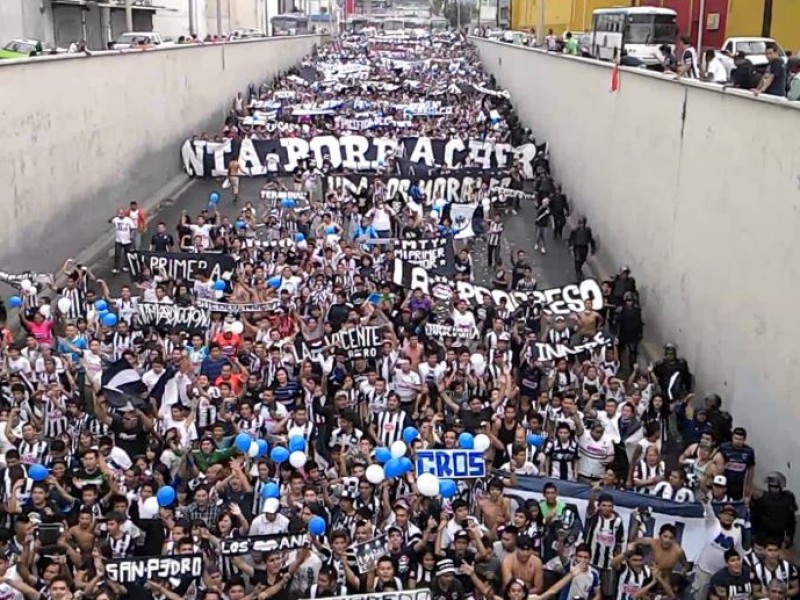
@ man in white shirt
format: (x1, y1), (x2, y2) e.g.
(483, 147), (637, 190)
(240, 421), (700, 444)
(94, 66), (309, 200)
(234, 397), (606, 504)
(250, 498), (290, 535)
(393, 359), (421, 410)
(704, 49), (728, 83)
(577, 421), (615, 483)
(110, 209), (136, 274)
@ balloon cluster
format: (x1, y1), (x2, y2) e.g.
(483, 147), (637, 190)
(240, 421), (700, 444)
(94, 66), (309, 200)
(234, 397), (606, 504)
(91, 300), (118, 327)
(235, 432), (270, 459)
(281, 198), (296, 209)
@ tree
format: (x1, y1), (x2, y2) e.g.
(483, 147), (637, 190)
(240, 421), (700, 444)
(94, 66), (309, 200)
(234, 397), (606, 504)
(443, 1), (474, 27)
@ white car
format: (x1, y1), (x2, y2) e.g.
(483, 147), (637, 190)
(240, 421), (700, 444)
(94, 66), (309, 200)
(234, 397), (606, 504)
(111, 32), (170, 50)
(715, 37), (788, 79)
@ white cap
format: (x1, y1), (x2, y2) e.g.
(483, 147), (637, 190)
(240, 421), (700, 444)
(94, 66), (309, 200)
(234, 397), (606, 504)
(713, 475), (727, 487)
(263, 497), (280, 514)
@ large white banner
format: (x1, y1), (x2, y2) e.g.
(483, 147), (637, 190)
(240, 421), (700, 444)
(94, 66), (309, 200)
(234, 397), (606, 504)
(505, 476), (750, 562)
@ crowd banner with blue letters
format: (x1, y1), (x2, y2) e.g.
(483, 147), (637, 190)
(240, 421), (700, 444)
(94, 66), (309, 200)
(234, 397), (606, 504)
(219, 532), (307, 555)
(416, 449), (486, 479)
(505, 475), (750, 563)
(126, 251), (236, 282)
(533, 332), (614, 362)
(181, 136), (539, 179)
(392, 259), (604, 314)
(105, 554), (203, 583)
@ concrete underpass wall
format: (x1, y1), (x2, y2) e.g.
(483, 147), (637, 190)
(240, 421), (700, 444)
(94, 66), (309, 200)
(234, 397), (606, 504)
(473, 38), (800, 487)
(0, 36), (321, 273)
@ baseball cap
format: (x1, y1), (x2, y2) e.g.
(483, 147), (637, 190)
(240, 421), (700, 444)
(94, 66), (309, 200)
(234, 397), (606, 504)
(263, 497), (280, 514)
(713, 475), (727, 487)
(720, 504), (737, 516)
(454, 529), (469, 541)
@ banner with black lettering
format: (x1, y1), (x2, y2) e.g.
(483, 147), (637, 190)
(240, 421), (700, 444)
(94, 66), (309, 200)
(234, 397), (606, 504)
(505, 475), (750, 563)
(105, 554), (203, 583)
(352, 535), (388, 572)
(325, 170), (511, 204)
(533, 331), (614, 362)
(392, 259), (604, 314)
(195, 299), (279, 313)
(126, 251), (236, 282)
(182, 136), (539, 179)
(136, 303), (210, 334)
(0, 270), (53, 288)
(260, 190), (310, 201)
(219, 532), (307, 556)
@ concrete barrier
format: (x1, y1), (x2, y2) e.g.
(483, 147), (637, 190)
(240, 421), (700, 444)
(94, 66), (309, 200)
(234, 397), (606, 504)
(473, 37), (800, 489)
(0, 35), (322, 273)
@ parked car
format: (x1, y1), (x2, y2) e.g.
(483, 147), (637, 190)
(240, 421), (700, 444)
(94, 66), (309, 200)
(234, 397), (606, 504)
(715, 37), (788, 79)
(110, 31), (171, 50)
(229, 28), (266, 40)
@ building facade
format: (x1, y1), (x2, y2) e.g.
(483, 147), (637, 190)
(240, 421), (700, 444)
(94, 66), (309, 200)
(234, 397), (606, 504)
(511, 0), (800, 52)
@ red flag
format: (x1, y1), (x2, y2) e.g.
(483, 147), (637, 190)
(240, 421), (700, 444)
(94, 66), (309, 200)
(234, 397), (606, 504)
(610, 64), (620, 92)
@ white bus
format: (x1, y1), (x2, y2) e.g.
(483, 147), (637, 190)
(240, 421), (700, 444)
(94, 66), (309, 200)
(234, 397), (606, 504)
(589, 6), (677, 66)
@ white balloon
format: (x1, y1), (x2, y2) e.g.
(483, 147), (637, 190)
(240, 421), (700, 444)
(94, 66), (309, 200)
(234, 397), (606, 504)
(39, 304), (51, 318)
(248, 441), (260, 457)
(417, 472), (440, 497)
(474, 364), (486, 377)
(230, 321), (244, 335)
(57, 297), (72, 314)
(390, 440), (407, 458)
(140, 496), (160, 519)
(365, 464), (385, 485)
(215, 289), (224, 299)
(289, 451), (307, 469)
(20, 279), (32, 291)
(473, 433), (491, 452)
(288, 426), (305, 439)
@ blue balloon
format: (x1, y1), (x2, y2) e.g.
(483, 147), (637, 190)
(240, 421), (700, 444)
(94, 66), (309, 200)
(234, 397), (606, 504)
(295, 232), (305, 242)
(374, 447), (392, 464)
(308, 515), (326, 536)
(94, 299), (108, 312)
(102, 313), (118, 327)
(439, 479), (457, 498)
(399, 457), (413, 474)
(402, 426), (419, 445)
(281, 198), (296, 209)
(28, 464), (48, 482)
(384, 458), (403, 478)
(8, 296), (22, 309)
(256, 439), (269, 457)
(209, 192), (220, 203)
(214, 280), (226, 291)
(235, 432), (252, 452)
(267, 276), (281, 289)
(458, 432), (475, 450)
(270, 446), (290, 463)
(527, 433), (544, 448)
(288, 435), (305, 453)
(261, 482), (280, 499)
(367, 292), (382, 305)
(157, 485), (176, 507)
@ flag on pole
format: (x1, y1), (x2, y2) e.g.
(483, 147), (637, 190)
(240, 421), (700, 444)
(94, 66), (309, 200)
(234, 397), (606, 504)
(611, 64), (620, 92)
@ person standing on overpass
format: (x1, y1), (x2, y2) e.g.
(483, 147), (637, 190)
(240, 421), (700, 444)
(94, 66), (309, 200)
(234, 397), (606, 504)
(568, 217), (596, 280)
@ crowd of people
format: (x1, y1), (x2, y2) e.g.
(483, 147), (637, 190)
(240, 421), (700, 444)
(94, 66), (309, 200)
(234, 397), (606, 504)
(0, 28), (797, 600)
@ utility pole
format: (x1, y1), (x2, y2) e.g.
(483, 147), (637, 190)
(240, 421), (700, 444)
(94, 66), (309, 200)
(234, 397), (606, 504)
(188, 0), (196, 35)
(217, 0), (223, 35)
(762, 0), (773, 38)
(536, 0), (544, 40)
(696, 0), (705, 50)
(125, 0), (133, 30)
